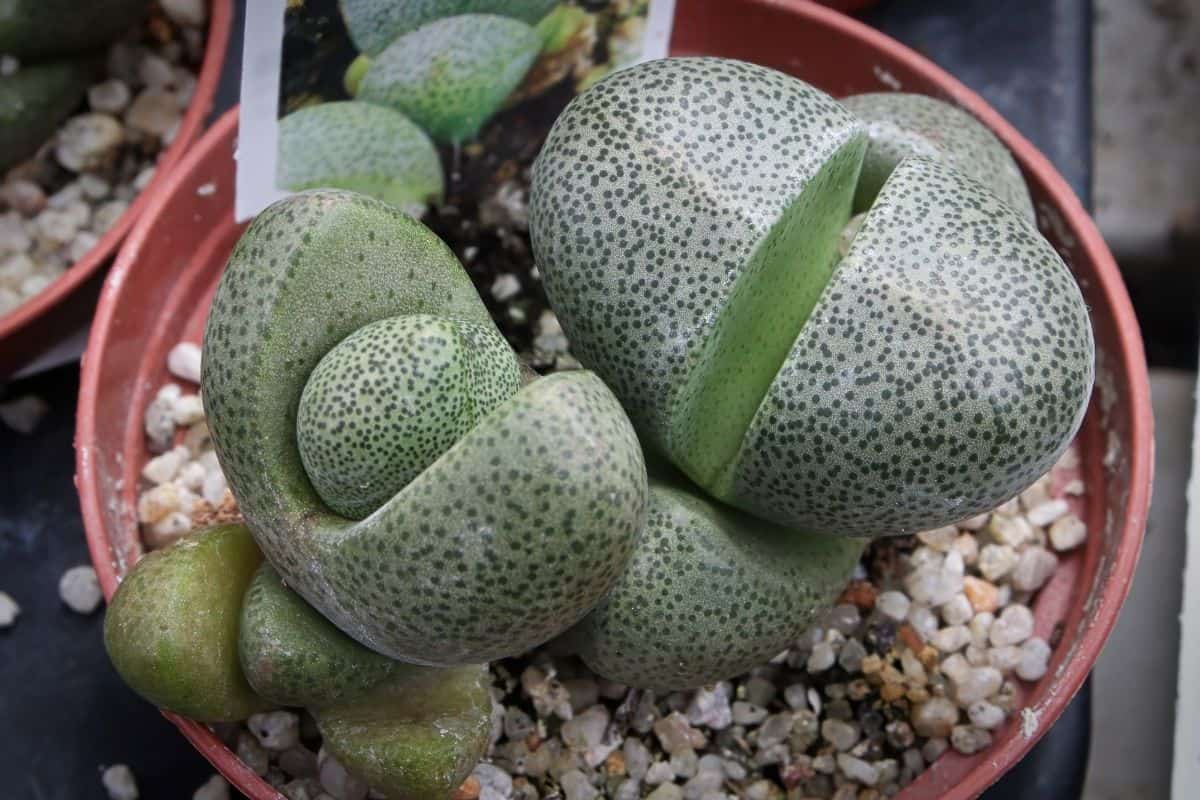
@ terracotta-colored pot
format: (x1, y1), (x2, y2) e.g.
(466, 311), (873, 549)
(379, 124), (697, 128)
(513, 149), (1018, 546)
(76, 2), (1152, 798)
(0, 0), (233, 377)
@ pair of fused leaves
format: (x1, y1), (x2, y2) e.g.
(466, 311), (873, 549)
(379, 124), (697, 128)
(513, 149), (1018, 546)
(104, 524), (491, 800)
(530, 57), (1094, 540)
(202, 190), (647, 667)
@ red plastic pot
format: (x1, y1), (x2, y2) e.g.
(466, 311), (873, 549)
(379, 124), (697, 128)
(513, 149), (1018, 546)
(0, 0), (232, 377)
(76, 2), (1152, 798)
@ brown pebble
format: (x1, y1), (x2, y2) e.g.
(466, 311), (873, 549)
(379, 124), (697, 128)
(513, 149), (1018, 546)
(189, 493), (242, 529)
(451, 776), (481, 800)
(963, 576), (1000, 613)
(604, 750), (626, 776)
(860, 654), (883, 676)
(906, 686), (931, 704)
(880, 683), (906, 702)
(917, 645), (940, 670)
(525, 733), (543, 751)
(898, 624), (924, 653)
(838, 579), (877, 610)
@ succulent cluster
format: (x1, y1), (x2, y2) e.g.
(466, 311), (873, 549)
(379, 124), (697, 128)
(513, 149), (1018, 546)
(104, 56), (1094, 798)
(0, 0), (148, 171)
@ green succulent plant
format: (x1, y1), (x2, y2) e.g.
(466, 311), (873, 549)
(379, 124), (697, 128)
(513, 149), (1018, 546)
(105, 527), (492, 797)
(202, 189), (648, 666)
(0, 0), (147, 60)
(339, 0), (558, 57)
(103, 524), (272, 722)
(355, 14), (543, 144)
(276, 101), (444, 217)
(530, 57), (1094, 538)
(0, 58), (96, 172)
(841, 91), (1036, 220)
(571, 463), (866, 691)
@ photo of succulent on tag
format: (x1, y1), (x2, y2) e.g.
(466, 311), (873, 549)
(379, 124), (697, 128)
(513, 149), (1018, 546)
(235, 0), (674, 224)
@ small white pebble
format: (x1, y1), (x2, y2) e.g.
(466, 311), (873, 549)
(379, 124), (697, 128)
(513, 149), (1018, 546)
(916, 526), (957, 551)
(318, 747), (368, 800)
(141, 445), (187, 484)
(102, 764), (139, 800)
(193, 774), (230, 800)
(196, 182), (217, 197)
(911, 697), (957, 739)
(953, 532), (979, 564)
(146, 511), (194, 548)
(930, 625), (971, 653)
(138, 483), (181, 523)
(248, 710), (301, 751)
(978, 544), (1018, 581)
(967, 700), (1006, 730)
(1063, 478), (1085, 496)
(990, 604), (1035, 647)
(821, 718), (859, 751)
(836, 753), (878, 786)
(202, 470), (229, 507)
(491, 273), (521, 302)
(89, 80), (132, 114)
(951, 665), (1003, 705)
(1019, 479), (1052, 510)
(1025, 499), (1069, 527)
(177, 461), (207, 491)
(987, 645), (1022, 672)
(0, 394), (49, 434)
(1016, 637), (1052, 681)
(969, 612), (995, 648)
(173, 394), (205, 425)
(167, 341), (202, 383)
(68, 231), (101, 262)
(986, 514), (1034, 548)
(907, 605), (939, 638)
(1048, 514), (1087, 551)
(959, 512), (990, 530)
(60, 565), (102, 614)
(0, 591), (20, 627)
(875, 590), (910, 621)
(950, 724), (993, 755)
(1011, 547), (1058, 592)
(806, 641), (835, 673)
(940, 593), (973, 626)
(0, 54), (18, 76)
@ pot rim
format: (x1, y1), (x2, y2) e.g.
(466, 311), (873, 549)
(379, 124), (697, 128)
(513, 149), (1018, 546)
(76, 2), (1154, 798)
(0, 0), (234, 356)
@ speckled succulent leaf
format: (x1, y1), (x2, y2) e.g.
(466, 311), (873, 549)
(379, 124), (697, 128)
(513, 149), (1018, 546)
(239, 563), (402, 708)
(314, 664), (492, 800)
(339, 0), (557, 56)
(204, 189), (647, 665)
(574, 473), (865, 691)
(723, 156), (1094, 536)
(296, 314), (521, 519)
(357, 14), (542, 144)
(277, 101), (444, 217)
(530, 57), (866, 484)
(841, 92), (1035, 221)
(0, 59), (96, 171)
(102, 524), (272, 722)
(0, 0), (146, 60)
